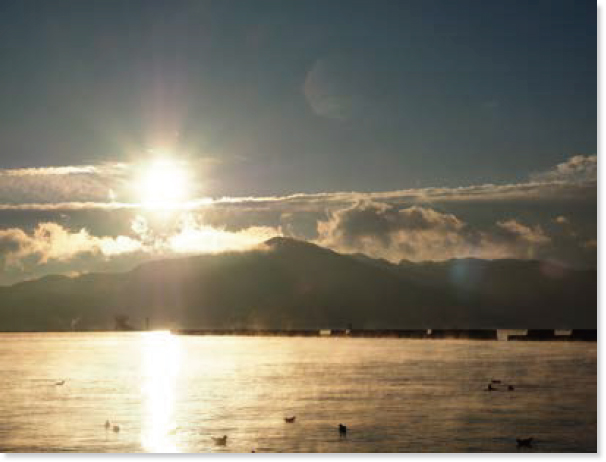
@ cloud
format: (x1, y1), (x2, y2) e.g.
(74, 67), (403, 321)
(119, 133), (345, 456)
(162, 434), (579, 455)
(318, 202), (463, 249)
(0, 222), (142, 267)
(0, 164), (127, 177)
(0, 162), (129, 205)
(0, 154), (596, 211)
(130, 213), (281, 255)
(169, 223), (280, 255)
(530, 154), (597, 183)
(0, 154), (596, 280)
(0, 213), (282, 277)
(495, 220), (551, 245)
(0, 202), (138, 211)
(316, 201), (554, 263)
(0, 176), (592, 212)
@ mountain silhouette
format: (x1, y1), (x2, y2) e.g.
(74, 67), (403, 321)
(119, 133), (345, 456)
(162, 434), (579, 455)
(0, 237), (596, 331)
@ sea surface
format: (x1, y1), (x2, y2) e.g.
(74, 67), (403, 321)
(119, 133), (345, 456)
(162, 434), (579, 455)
(0, 332), (597, 453)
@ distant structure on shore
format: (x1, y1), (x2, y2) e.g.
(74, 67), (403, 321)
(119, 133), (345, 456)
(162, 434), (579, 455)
(114, 315), (135, 331)
(508, 329), (596, 341)
(174, 328), (596, 341)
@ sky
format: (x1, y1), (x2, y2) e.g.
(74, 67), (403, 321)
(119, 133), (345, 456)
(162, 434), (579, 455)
(0, 0), (596, 285)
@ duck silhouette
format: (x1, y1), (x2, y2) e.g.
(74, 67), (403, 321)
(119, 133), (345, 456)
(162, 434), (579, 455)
(212, 435), (228, 446)
(55, 380), (65, 386)
(112, 425), (120, 433)
(284, 416), (296, 423)
(339, 424), (347, 438)
(486, 383), (496, 391)
(516, 437), (533, 448)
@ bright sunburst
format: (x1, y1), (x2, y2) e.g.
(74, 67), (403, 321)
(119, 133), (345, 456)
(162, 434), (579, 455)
(136, 158), (191, 207)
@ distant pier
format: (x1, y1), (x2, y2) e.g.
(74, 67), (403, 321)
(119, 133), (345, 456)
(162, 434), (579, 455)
(172, 328), (596, 341)
(507, 329), (597, 341)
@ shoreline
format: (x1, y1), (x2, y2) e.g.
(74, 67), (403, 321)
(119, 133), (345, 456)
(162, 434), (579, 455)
(0, 328), (597, 341)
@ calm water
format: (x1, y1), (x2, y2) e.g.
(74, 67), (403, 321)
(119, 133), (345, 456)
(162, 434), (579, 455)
(0, 333), (596, 453)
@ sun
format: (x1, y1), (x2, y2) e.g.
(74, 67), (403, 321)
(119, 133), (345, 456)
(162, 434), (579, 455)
(136, 159), (191, 207)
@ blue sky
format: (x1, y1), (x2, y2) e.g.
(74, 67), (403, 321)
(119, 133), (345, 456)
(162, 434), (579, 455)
(0, 0), (596, 284)
(0, 0), (595, 192)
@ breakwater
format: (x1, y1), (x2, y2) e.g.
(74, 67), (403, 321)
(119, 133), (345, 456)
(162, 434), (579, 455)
(173, 328), (596, 341)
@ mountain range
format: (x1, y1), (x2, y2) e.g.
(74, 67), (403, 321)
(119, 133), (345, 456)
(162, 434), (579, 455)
(0, 237), (596, 331)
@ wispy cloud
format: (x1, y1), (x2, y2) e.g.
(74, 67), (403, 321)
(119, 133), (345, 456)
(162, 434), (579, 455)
(0, 163), (128, 177)
(0, 202), (137, 211)
(0, 154), (595, 211)
(0, 162), (129, 205)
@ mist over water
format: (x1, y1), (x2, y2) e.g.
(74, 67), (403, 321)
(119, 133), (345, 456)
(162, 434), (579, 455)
(0, 333), (596, 453)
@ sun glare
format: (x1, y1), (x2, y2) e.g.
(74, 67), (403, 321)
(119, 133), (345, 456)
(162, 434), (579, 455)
(137, 159), (191, 208)
(141, 331), (180, 452)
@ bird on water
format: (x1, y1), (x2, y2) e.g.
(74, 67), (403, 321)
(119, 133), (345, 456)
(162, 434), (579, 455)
(212, 435), (228, 446)
(516, 437), (533, 448)
(339, 424), (347, 438)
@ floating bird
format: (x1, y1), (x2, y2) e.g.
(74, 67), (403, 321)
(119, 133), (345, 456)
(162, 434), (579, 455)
(112, 425), (120, 433)
(508, 385), (515, 391)
(486, 384), (496, 391)
(491, 379), (501, 384)
(284, 416), (296, 423)
(105, 420), (111, 430)
(55, 380), (65, 386)
(516, 437), (533, 448)
(212, 435), (228, 446)
(339, 424), (347, 438)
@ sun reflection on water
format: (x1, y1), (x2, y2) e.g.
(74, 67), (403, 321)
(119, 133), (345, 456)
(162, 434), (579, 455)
(141, 331), (180, 453)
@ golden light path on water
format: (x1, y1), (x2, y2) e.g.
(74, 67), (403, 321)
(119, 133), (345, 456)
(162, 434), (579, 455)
(0, 333), (597, 452)
(141, 331), (181, 452)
